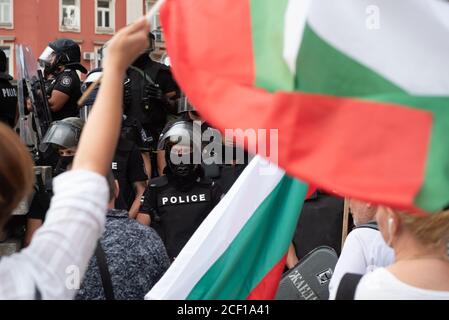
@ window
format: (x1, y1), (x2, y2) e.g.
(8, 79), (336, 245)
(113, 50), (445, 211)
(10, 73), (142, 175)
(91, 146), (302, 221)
(0, 45), (13, 76)
(146, 0), (163, 42)
(60, 0), (80, 31)
(94, 46), (103, 69)
(96, 0), (114, 33)
(0, 0), (13, 27)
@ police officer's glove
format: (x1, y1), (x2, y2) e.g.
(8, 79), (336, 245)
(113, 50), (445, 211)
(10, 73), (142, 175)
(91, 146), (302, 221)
(44, 79), (55, 97)
(146, 84), (167, 103)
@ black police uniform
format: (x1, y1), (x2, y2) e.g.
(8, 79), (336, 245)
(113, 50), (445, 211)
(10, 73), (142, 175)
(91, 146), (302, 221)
(46, 69), (81, 121)
(217, 164), (247, 194)
(0, 77), (17, 128)
(27, 157), (73, 222)
(139, 171), (223, 261)
(292, 190), (345, 259)
(126, 56), (179, 145)
(121, 115), (153, 152)
(112, 137), (148, 211)
(27, 189), (51, 222)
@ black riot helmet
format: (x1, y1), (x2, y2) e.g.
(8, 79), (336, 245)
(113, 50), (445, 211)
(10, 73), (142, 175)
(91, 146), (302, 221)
(158, 121), (203, 179)
(40, 117), (85, 152)
(39, 38), (88, 75)
(0, 49), (12, 79)
(178, 92), (202, 122)
(178, 93), (195, 114)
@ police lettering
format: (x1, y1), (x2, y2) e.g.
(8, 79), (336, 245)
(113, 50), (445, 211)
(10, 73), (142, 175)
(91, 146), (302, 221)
(112, 162), (118, 170)
(2, 88), (17, 98)
(161, 194), (208, 206)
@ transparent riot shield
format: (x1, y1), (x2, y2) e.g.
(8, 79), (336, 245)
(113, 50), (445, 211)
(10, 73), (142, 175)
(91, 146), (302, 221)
(16, 44), (37, 152)
(16, 45), (52, 155)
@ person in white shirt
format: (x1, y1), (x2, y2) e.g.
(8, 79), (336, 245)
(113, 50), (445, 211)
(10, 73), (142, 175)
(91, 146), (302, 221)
(0, 17), (151, 299)
(329, 199), (394, 299)
(355, 206), (449, 300)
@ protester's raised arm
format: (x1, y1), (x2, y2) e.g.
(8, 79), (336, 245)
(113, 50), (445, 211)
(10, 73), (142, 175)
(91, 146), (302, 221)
(72, 18), (150, 176)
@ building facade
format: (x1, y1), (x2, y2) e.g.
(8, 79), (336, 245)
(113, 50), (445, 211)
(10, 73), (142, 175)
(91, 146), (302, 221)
(0, 0), (165, 78)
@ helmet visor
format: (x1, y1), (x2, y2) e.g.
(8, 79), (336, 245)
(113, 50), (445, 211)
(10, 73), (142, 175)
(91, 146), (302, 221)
(38, 47), (56, 68)
(178, 95), (195, 114)
(83, 69), (103, 91)
(39, 121), (81, 152)
(157, 124), (193, 151)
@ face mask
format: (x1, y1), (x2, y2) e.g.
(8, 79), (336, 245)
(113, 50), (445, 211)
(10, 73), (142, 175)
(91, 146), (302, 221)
(57, 156), (74, 173)
(171, 163), (196, 178)
(165, 145), (198, 181)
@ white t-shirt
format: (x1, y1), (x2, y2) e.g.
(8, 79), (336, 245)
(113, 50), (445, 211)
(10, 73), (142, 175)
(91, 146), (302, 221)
(356, 268), (449, 300)
(329, 228), (395, 299)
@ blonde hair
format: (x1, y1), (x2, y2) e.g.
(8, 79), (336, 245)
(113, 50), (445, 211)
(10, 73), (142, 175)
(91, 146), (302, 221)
(0, 123), (34, 227)
(398, 210), (449, 249)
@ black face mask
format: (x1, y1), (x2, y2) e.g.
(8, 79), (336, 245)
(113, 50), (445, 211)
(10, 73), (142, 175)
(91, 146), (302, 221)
(171, 163), (196, 178)
(165, 146), (198, 182)
(55, 156), (74, 175)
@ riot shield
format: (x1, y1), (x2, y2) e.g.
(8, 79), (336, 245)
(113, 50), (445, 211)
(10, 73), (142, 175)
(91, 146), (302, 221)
(15, 45), (52, 155)
(16, 44), (37, 152)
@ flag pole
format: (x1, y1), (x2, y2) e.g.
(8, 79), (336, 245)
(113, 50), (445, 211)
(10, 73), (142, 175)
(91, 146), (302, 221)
(146, 0), (166, 25)
(341, 198), (350, 248)
(78, 0), (165, 107)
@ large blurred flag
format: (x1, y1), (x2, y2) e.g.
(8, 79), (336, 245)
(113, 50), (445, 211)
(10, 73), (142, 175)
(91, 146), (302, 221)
(160, 0), (449, 212)
(147, 156), (308, 300)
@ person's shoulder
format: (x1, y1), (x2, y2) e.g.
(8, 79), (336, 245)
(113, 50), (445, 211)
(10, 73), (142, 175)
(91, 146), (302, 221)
(350, 226), (382, 244)
(354, 268), (391, 299)
(125, 220), (168, 252)
(0, 78), (13, 86)
(152, 60), (170, 71)
(151, 175), (169, 188)
(61, 68), (79, 79)
(55, 69), (79, 87)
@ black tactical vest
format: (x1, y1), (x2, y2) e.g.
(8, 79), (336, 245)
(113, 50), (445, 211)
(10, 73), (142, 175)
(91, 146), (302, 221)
(0, 78), (18, 128)
(112, 137), (134, 210)
(151, 175), (217, 260)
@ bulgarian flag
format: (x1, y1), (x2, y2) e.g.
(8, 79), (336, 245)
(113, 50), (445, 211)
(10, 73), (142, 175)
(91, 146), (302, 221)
(146, 156), (308, 299)
(160, 0), (449, 212)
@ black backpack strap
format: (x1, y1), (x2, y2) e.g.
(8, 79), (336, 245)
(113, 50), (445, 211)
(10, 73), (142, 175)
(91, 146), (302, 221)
(128, 65), (155, 85)
(335, 273), (363, 300)
(95, 241), (115, 300)
(145, 62), (163, 84)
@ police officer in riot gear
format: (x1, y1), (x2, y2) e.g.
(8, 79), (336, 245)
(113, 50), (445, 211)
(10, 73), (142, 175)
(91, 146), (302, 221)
(37, 39), (87, 120)
(81, 68), (148, 218)
(177, 94), (249, 193)
(137, 121), (223, 261)
(25, 117), (85, 246)
(126, 32), (180, 177)
(40, 117), (84, 175)
(0, 49), (18, 128)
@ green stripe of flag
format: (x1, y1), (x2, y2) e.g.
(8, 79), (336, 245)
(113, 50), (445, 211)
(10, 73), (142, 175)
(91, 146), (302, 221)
(187, 176), (308, 300)
(250, 0), (294, 92)
(295, 24), (449, 212)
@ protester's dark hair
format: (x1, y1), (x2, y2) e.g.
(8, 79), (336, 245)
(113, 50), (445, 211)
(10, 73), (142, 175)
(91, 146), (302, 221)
(106, 171), (117, 202)
(0, 123), (34, 227)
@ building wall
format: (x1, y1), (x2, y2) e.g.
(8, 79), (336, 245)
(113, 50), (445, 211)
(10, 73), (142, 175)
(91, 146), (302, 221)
(0, 0), (150, 78)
